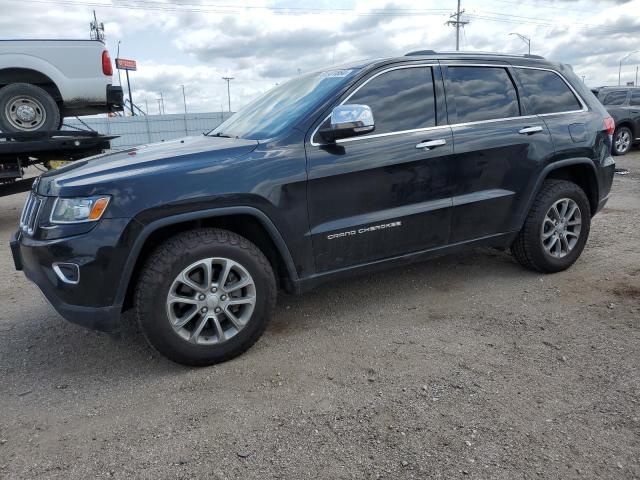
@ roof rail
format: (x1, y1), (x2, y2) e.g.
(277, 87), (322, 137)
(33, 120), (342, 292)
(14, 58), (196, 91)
(404, 50), (545, 60)
(405, 50), (436, 56)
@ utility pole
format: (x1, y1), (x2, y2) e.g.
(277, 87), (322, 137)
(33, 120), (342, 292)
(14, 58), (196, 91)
(159, 92), (165, 114)
(116, 41), (122, 87)
(619, 50), (640, 86)
(89, 10), (105, 41)
(222, 77), (234, 113)
(509, 33), (531, 54)
(636, 66), (639, 86)
(180, 85), (187, 114)
(446, 0), (469, 51)
(180, 84), (188, 136)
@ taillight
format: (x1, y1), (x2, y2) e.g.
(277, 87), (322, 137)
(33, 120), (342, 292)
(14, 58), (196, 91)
(102, 50), (113, 76)
(604, 116), (615, 136)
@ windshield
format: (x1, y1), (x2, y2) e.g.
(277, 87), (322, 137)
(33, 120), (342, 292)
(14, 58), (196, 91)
(209, 68), (359, 140)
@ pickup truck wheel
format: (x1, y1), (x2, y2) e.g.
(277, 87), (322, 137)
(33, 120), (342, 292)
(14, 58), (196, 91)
(0, 83), (61, 132)
(612, 126), (632, 156)
(511, 180), (591, 273)
(135, 228), (277, 366)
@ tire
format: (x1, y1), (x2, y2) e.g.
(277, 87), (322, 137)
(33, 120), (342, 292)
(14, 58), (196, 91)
(612, 126), (632, 156)
(0, 83), (60, 133)
(511, 180), (591, 273)
(134, 228), (277, 366)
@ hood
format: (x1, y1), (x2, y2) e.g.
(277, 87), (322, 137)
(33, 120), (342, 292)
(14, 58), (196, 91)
(37, 135), (259, 197)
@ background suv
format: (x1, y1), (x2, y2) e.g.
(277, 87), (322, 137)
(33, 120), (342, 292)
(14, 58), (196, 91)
(592, 86), (640, 155)
(12, 51), (615, 365)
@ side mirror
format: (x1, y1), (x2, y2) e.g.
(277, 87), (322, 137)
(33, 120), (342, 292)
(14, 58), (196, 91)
(319, 104), (375, 142)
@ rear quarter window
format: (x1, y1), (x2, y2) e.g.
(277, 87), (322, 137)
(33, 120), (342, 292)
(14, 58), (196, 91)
(516, 68), (582, 114)
(446, 66), (519, 123)
(601, 90), (628, 106)
(630, 91), (640, 106)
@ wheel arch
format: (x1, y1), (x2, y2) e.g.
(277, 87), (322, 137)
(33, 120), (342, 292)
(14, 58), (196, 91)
(118, 207), (300, 312)
(615, 120), (636, 138)
(518, 159), (599, 230)
(0, 68), (63, 102)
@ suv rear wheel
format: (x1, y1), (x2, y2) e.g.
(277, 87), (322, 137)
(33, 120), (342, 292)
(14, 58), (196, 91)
(135, 228), (277, 366)
(0, 83), (61, 133)
(612, 126), (633, 156)
(512, 180), (591, 273)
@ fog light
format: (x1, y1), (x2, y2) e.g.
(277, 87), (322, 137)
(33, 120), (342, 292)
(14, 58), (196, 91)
(52, 262), (80, 285)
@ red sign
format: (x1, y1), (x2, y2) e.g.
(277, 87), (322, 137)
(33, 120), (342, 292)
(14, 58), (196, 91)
(116, 58), (137, 71)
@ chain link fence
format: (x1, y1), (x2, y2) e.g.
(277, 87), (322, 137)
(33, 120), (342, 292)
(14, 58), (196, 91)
(63, 112), (228, 149)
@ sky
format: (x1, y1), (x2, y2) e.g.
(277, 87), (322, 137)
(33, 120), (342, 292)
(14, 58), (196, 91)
(1, 0), (639, 115)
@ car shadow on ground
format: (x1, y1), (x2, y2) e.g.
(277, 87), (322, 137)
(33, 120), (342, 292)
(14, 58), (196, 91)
(1, 246), (529, 386)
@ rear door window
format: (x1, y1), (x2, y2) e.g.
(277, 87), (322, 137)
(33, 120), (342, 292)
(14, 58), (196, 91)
(516, 68), (582, 114)
(446, 66), (519, 123)
(630, 91), (640, 106)
(602, 90), (628, 106)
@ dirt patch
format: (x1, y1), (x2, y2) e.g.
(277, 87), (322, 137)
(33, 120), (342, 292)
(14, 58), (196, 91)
(611, 282), (640, 299)
(1, 153), (639, 479)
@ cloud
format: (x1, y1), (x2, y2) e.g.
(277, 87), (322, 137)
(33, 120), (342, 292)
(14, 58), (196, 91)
(0, 0), (638, 113)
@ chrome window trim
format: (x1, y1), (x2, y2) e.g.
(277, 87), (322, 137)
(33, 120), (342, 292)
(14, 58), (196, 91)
(309, 63), (589, 147)
(336, 125), (450, 144)
(309, 63), (437, 146)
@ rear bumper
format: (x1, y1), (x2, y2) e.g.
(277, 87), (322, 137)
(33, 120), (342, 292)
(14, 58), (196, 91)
(595, 155), (615, 215)
(107, 85), (124, 111)
(10, 228), (123, 333)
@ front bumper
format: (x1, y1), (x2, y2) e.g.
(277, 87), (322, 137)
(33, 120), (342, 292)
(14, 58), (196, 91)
(10, 219), (134, 333)
(107, 85), (124, 111)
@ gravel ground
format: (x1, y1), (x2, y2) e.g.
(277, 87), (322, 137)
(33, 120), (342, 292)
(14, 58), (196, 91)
(1, 153), (639, 480)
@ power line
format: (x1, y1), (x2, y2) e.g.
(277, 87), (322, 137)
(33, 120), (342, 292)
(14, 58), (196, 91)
(7, 0), (450, 16)
(8, 0), (630, 34)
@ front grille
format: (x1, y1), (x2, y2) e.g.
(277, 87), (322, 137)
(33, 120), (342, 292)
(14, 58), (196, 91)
(19, 192), (44, 236)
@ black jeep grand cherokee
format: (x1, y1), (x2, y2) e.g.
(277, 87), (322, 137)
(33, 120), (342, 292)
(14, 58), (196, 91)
(11, 51), (615, 366)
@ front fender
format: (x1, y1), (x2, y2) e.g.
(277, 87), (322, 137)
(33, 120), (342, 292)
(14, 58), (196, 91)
(113, 206), (300, 307)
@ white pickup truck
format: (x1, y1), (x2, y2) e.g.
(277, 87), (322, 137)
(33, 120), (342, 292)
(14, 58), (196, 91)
(0, 39), (123, 132)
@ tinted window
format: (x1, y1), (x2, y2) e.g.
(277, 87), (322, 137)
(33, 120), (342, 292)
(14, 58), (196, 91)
(516, 68), (582, 114)
(630, 91), (640, 106)
(602, 90), (628, 106)
(447, 67), (519, 123)
(344, 67), (436, 135)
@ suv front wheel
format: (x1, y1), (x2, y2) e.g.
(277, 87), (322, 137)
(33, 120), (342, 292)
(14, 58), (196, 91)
(512, 180), (591, 273)
(135, 228), (277, 366)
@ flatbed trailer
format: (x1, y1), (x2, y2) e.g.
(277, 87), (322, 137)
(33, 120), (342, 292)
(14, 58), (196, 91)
(0, 130), (116, 196)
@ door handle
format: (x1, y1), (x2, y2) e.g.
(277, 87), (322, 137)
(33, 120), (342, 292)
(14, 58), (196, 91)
(518, 126), (543, 135)
(416, 138), (447, 150)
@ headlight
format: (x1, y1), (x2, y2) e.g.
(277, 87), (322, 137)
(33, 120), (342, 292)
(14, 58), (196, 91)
(50, 196), (110, 224)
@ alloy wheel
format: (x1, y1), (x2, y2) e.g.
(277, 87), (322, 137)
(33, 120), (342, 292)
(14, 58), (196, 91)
(615, 130), (631, 154)
(165, 257), (256, 345)
(541, 198), (582, 258)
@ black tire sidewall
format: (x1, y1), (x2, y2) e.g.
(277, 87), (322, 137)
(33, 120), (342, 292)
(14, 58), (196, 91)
(0, 83), (60, 133)
(138, 236), (275, 366)
(612, 127), (632, 156)
(529, 185), (591, 272)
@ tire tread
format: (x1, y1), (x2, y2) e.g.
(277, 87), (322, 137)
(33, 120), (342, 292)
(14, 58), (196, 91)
(512, 179), (590, 273)
(134, 228), (276, 366)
